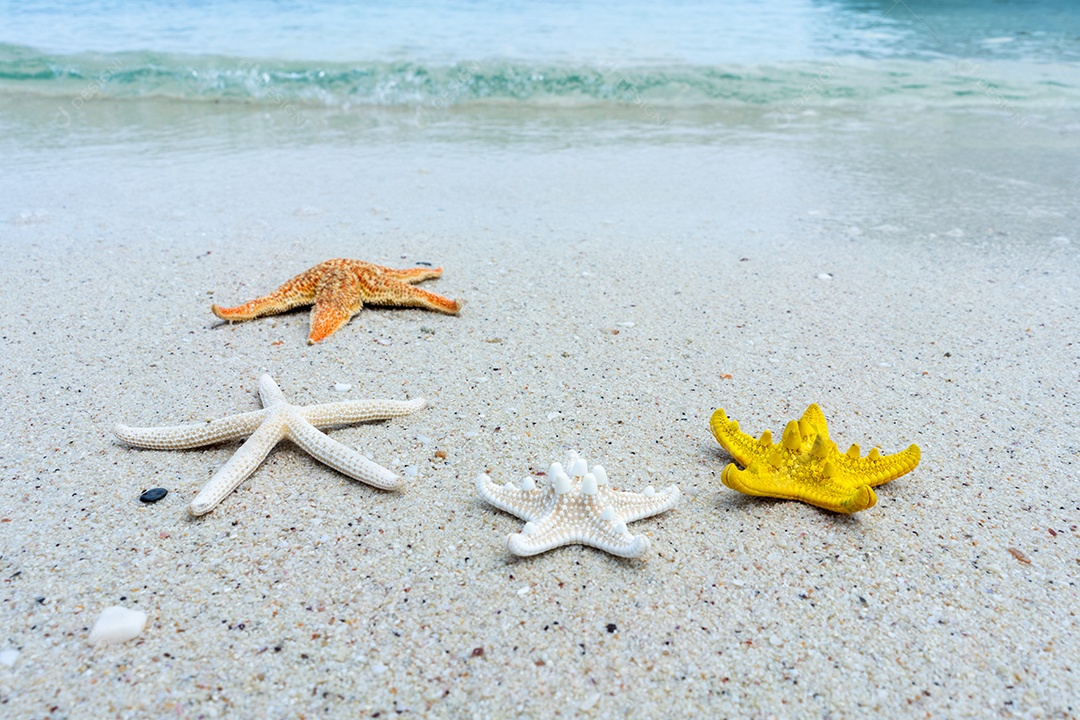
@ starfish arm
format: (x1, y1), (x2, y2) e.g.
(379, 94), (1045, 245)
(113, 410), (268, 450)
(189, 416), (286, 515)
(506, 512), (649, 558)
(835, 443), (921, 487)
(579, 513), (652, 558)
(474, 474), (551, 522)
(300, 398), (426, 428)
(258, 374), (286, 406)
(366, 276), (460, 315)
(718, 464), (775, 498)
(308, 267), (365, 343)
(285, 414), (401, 490)
(211, 263), (324, 321)
(383, 266), (444, 284)
(709, 408), (767, 467)
(505, 515), (571, 556)
(721, 463), (877, 513)
(600, 485), (681, 523)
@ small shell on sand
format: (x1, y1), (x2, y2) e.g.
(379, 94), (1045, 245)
(0, 648), (20, 667)
(88, 606), (147, 645)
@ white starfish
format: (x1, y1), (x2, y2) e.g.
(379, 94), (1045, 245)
(114, 374), (425, 516)
(475, 451), (680, 558)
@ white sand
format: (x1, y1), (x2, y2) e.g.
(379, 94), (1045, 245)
(1, 108), (1078, 717)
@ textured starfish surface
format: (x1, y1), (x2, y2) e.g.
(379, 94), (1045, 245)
(114, 374), (424, 516)
(475, 451), (681, 558)
(710, 404), (920, 513)
(211, 258), (461, 343)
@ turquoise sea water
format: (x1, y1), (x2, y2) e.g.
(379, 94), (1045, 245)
(1, 0), (1078, 112)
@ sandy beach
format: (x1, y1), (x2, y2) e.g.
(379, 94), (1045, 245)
(2, 96), (1079, 718)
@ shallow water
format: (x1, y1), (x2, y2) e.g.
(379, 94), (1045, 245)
(3, 0), (1080, 64)
(1, 0), (1078, 112)
(1, 1), (1077, 239)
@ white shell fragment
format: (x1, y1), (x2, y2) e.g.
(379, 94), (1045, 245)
(88, 606), (147, 645)
(0, 648), (20, 667)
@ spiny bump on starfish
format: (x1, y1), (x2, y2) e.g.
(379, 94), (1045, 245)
(211, 258), (461, 344)
(114, 374), (425, 516)
(475, 450), (680, 558)
(709, 404), (920, 513)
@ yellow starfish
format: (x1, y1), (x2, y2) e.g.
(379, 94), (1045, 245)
(709, 404), (920, 513)
(211, 258), (460, 344)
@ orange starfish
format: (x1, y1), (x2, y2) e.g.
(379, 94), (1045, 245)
(211, 258), (461, 343)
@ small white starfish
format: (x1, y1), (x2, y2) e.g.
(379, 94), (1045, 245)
(114, 374), (425, 516)
(475, 451), (680, 558)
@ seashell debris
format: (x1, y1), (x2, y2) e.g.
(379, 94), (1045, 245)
(88, 606), (148, 645)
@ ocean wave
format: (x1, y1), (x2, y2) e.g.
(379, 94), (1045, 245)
(1, 43), (1077, 113)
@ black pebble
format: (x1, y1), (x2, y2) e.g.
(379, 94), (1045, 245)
(139, 488), (168, 503)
